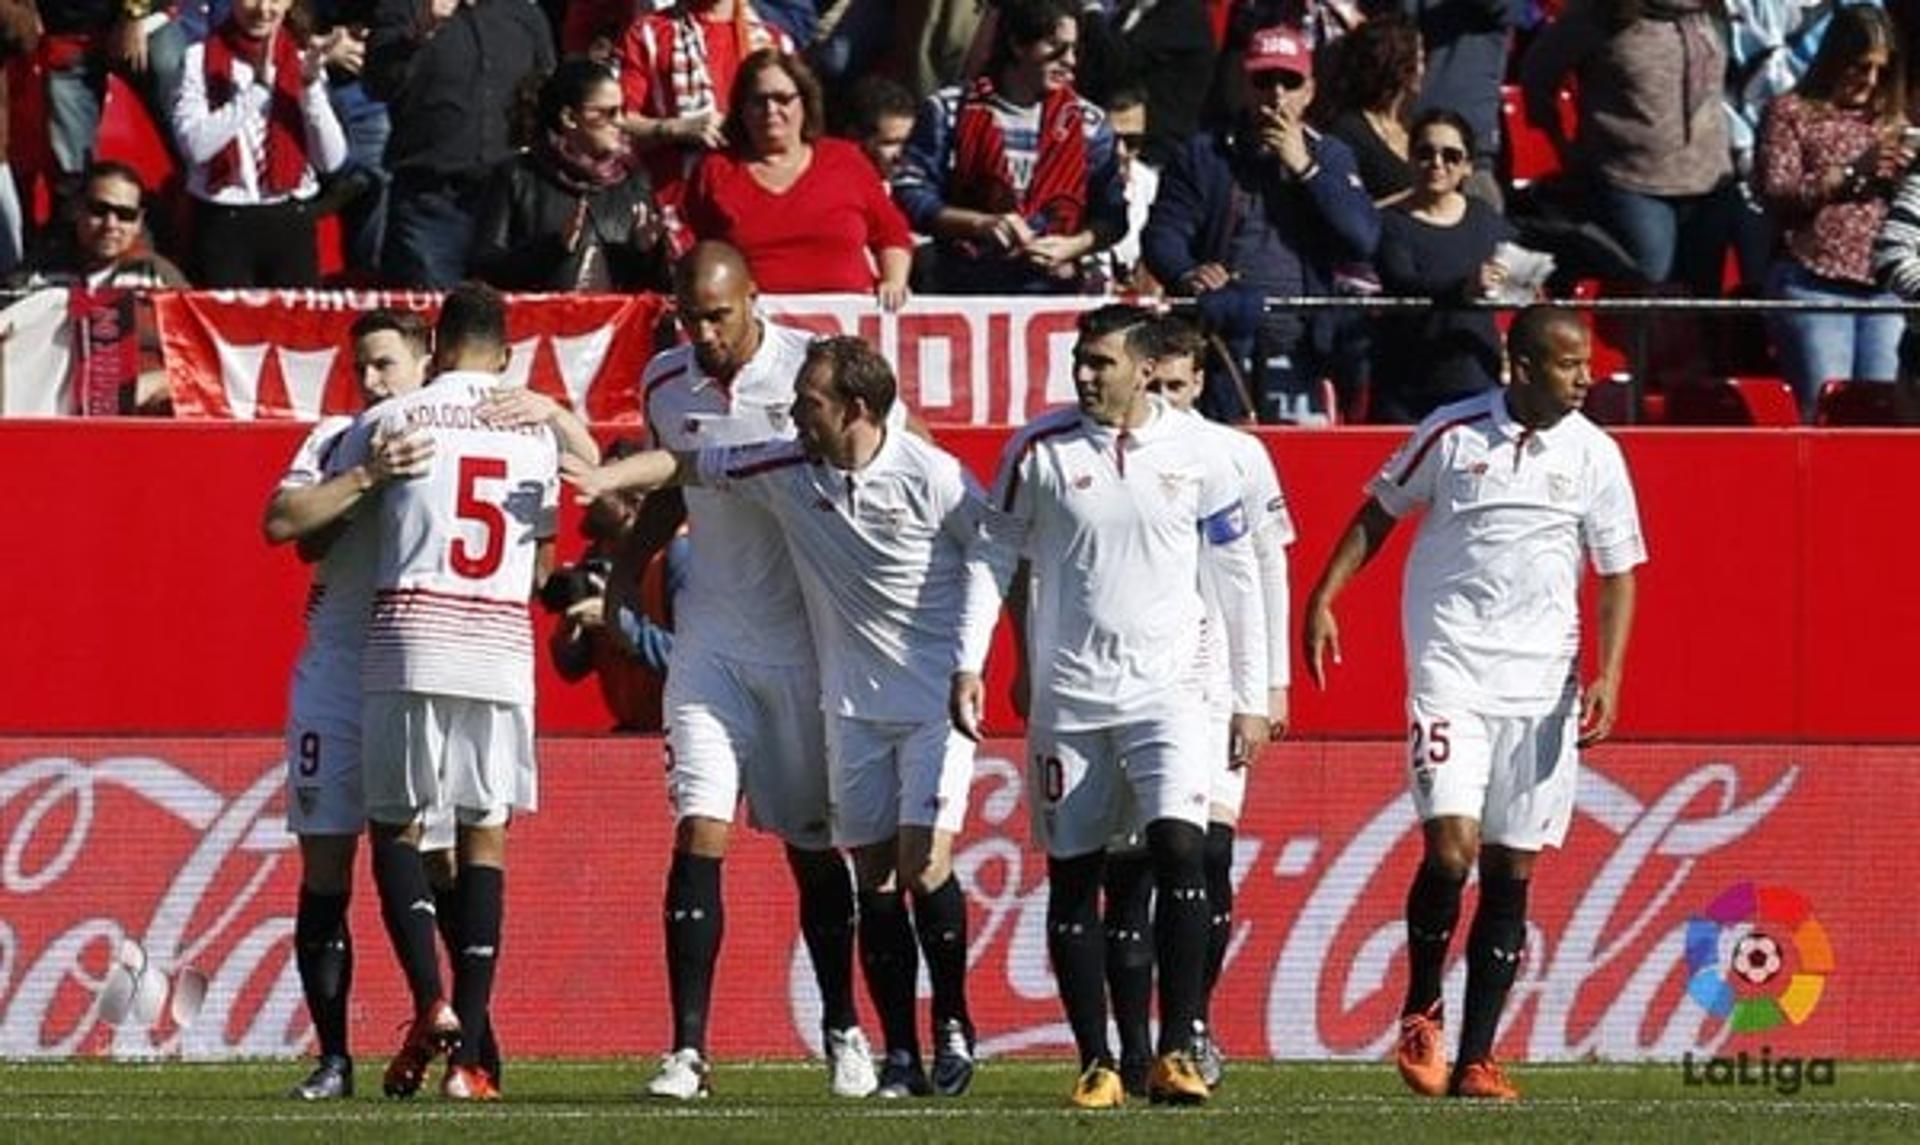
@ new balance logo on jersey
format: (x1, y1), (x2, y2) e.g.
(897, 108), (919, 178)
(1071, 473), (1093, 489)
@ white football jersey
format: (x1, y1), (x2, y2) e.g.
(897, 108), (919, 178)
(1186, 413), (1295, 703)
(991, 399), (1268, 731)
(644, 322), (816, 666)
(644, 320), (909, 667)
(337, 373), (560, 705)
(1369, 390), (1647, 715)
(698, 428), (1008, 723)
(283, 416), (377, 659)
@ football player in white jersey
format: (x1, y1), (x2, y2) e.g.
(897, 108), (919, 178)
(602, 243), (881, 1101)
(567, 336), (1012, 1098)
(1098, 315), (1295, 1095)
(1303, 306), (1645, 1102)
(263, 310), (442, 1100)
(991, 304), (1270, 1109)
(334, 284), (568, 1102)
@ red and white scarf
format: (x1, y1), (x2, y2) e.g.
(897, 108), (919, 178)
(203, 20), (309, 196)
(951, 77), (1090, 240)
(661, 5), (784, 116)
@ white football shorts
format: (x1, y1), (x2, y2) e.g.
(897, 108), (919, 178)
(1405, 691), (1580, 851)
(361, 692), (536, 830)
(825, 714), (975, 848)
(1030, 704), (1211, 859)
(663, 646), (831, 848)
(285, 648), (365, 837)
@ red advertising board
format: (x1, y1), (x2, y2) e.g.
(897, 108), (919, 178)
(0, 737), (1908, 1061)
(1, 422), (1916, 742)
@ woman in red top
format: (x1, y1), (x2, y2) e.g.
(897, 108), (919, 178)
(684, 49), (913, 308)
(1754, 5), (1913, 417)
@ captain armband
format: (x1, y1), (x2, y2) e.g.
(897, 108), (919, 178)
(1200, 501), (1250, 546)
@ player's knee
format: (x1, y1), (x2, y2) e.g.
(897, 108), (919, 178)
(1479, 844), (1537, 882)
(299, 835), (357, 895)
(848, 842), (897, 892)
(1422, 818), (1480, 877)
(1145, 818), (1206, 878)
(421, 846), (458, 891)
(1202, 822), (1235, 877)
(677, 816), (731, 858)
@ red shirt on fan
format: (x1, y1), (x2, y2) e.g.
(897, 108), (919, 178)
(683, 138), (914, 294)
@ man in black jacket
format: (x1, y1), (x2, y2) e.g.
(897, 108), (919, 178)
(367, 0), (554, 287)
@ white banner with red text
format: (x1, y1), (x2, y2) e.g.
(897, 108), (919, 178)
(0, 737), (1906, 1061)
(0, 290), (1100, 424)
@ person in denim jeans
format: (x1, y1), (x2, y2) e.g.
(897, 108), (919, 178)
(1754, 5), (1911, 416)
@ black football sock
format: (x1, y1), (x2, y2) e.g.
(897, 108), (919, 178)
(449, 865), (502, 1069)
(432, 877), (500, 1079)
(370, 830), (443, 1009)
(1046, 851), (1112, 1070)
(1146, 819), (1210, 1056)
(294, 887), (353, 1060)
(1403, 860), (1467, 1018)
(1456, 874), (1529, 1068)
(432, 881), (460, 968)
(664, 852), (724, 1055)
(910, 875), (971, 1032)
(1201, 823), (1235, 1020)
(1102, 849), (1155, 1068)
(787, 845), (861, 1035)
(857, 888), (921, 1060)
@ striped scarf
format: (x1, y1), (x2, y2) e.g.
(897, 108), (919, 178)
(663, 5), (783, 116)
(950, 77), (1089, 240)
(204, 20), (309, 196)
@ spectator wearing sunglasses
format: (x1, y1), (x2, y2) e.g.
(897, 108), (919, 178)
(891, 0), (1127, 294)
(684, 49), (914, 309)
(1367, 108), (1516, 424)
(9, 161), (186, 415)
(1141, 22), (1379, 423)
(468, 58), (670, 293)
(10, 161), (188, 289)
(1102, 86), (1161, 294)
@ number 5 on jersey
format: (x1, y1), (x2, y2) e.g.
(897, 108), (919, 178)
(452, 456), (508, 579)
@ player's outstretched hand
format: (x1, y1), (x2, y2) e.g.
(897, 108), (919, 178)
(1302, 597), (1341, 690)
(1578, 675), (1621, 748)
(370, 426), (435, 482)
(479, 386), (561, 429)
(949, 671), (986, 742)
(1228, 713), (1270, 770)
(560, 453), (610, 505)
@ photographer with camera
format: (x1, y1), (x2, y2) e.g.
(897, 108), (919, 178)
(546, 443), (686, 733)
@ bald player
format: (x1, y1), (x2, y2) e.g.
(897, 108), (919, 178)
(610, 241), (888, 1101)
(1303, 305), (1645, 1102)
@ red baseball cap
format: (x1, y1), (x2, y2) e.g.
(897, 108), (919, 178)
(1245, 25), (1311, 78)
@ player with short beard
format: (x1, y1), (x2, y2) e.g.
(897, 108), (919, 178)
(993, 303), (1270, 1108)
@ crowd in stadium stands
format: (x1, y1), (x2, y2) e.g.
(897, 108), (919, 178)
(3, 0), (1920, 423)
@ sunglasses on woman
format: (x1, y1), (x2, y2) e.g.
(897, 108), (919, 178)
(1412, 143), (1467, 166)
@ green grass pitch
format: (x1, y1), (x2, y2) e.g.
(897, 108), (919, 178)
(3, 1060), (1917, 1143)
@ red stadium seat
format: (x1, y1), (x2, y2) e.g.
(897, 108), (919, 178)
(1499, 83), (1573, 190)
(96, 74), (179, 197)
(1814, 379), (1906, 426)
(1666, 377), (1800, 427)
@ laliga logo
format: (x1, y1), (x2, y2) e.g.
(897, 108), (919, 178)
(1684, 881), (1833, 1032)
(1681, 881), (1838, 1095)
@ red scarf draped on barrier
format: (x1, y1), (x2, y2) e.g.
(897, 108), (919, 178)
(950, 77), (1088, 238)
(203, 21), (308, 195)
